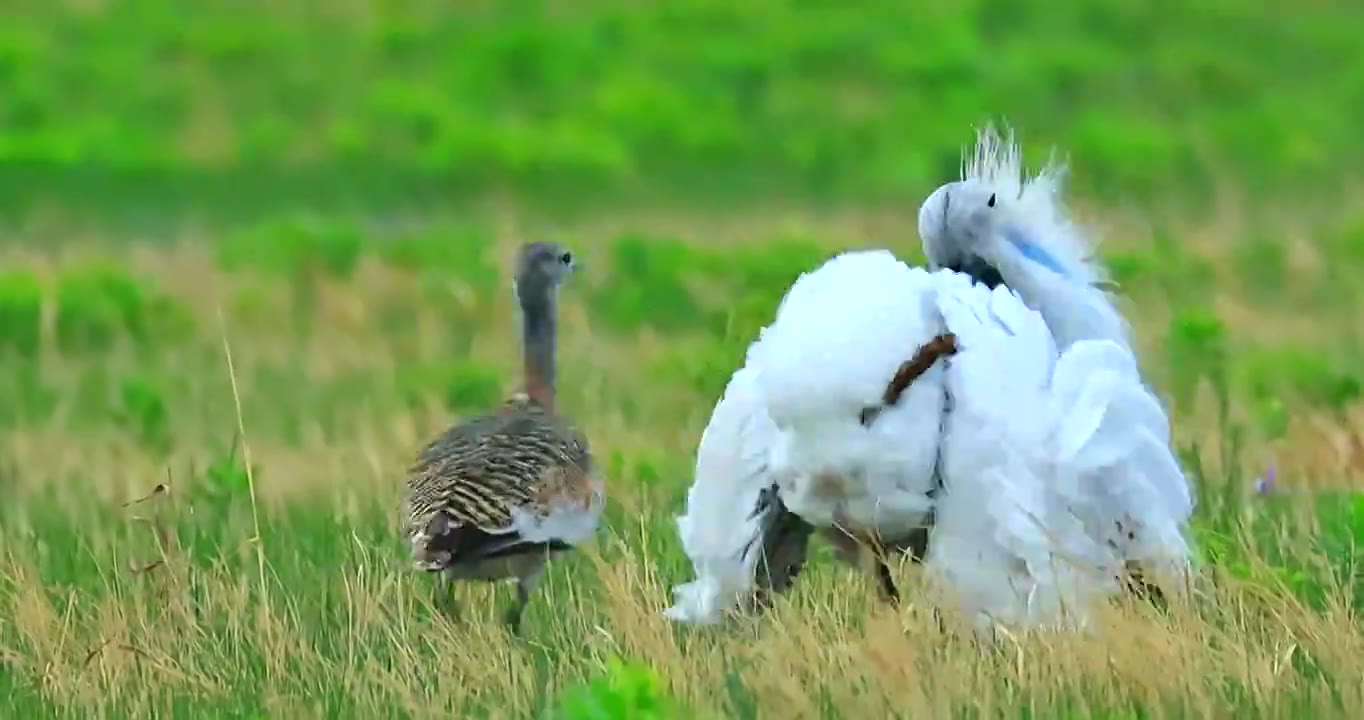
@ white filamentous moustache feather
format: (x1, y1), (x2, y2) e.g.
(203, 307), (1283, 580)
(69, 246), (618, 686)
(964, 124), (1096, 285)
(967, 123), (1132, 351)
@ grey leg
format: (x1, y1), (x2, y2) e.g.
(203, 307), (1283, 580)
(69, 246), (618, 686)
(434, 571), (461, 620)
(820, 527), (863, 568)
(1122, 561), (1168, 611)
(505, 565), (546, 635)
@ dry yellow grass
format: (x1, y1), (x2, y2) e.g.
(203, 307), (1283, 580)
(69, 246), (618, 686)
(0, 207), (1361, 717)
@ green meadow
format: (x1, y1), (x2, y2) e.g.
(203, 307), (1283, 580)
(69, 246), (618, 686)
(2, 1), (1364, 717)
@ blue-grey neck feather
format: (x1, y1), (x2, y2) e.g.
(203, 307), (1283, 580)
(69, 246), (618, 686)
(1003, 226), (1069, 278)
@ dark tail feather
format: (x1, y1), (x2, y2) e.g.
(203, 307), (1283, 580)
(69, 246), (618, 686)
(745, 485), (816, 613)
(422, 518), (572, 571)
(1122, 561), (1168, 611)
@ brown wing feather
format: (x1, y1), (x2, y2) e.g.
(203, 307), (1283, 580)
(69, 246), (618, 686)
(402, 396), (593, 569)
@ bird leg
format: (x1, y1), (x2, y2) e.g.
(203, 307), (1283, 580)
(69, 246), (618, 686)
(893, 528), (950, 632)
(433, 571), (462, 620)
(893, 525), (932, 563)
(871, 525), (938, 609)
(504, 565), (546, 635)
(883, 334), (959, 407)
(869, 531), (919, 608)
(875, 538), (951, 635)
(874, 555), (901, 606)
(504, 583), (529, 635)
(824, 520), (911, 609)
(820, 526), (863, 568)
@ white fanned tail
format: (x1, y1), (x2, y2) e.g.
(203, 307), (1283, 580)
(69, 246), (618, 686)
(925, 272), (1194, 630)
(665, 367), (783, 624)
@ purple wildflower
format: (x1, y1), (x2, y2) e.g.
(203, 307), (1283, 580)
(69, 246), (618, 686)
(1252, 463), (1277, 497)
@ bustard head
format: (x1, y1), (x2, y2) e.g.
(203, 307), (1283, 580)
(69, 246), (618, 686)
(918, 179), (1007, 288)
(513, 241), (578, 306)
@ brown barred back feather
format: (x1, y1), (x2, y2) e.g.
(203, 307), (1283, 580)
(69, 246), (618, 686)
(402, 395), (593, 569)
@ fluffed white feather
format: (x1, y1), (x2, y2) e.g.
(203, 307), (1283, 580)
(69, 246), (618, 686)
(666, 250), (947, 623)
(960, 127), (1107, 289)
(664, 366), (781, 624)
(747, 250), (945, 535)
(926, 275), (1193, 629)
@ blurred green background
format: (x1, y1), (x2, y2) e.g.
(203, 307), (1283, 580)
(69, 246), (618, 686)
(3, 1), (1364, 717)
(3, 0), (1362, 219)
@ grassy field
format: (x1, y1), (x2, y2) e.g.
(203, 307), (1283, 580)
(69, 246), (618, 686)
(3, 1), (1364, 717)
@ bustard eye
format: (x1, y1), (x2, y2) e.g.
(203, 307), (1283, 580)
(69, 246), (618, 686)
(987, 193), (996, 208)
(559, 251), (573, 265)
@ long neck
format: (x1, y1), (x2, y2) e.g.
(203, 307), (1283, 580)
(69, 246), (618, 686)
(519, 289), (558, 412)
(991, 247), (1131, 352)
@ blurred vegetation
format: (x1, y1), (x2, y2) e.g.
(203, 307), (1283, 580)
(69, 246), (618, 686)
(2, 0), (1363, 220)
(553, 659), (679, 720)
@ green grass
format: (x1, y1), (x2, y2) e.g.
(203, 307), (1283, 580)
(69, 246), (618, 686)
(3, 0), (1364, 717)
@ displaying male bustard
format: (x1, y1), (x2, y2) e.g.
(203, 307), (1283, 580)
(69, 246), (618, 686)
(401, 242), (604, 634)
(665, 132), (1193, 630)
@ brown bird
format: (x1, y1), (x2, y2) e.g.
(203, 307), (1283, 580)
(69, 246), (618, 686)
(401, 241), (603, 634)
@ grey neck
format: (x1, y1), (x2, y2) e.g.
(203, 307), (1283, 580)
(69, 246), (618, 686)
(518, 288), (558, 410)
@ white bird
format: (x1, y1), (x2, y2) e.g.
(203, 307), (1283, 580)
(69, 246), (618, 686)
(665, 162), (1195, 628)
(918, 125), (1130, 352)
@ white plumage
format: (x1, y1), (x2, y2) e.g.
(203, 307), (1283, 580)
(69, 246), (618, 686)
(915, 126), (1194, 626)
(665, 366), (780, 624)
(666, 247), (1194, 630)
(747, 251), (947, 535)
(926, 273), (1192, 629)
